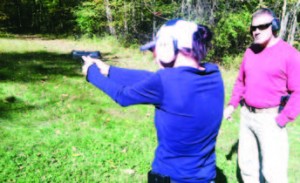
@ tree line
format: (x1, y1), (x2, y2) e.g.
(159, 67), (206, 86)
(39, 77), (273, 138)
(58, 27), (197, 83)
(0, 0), (299, 62)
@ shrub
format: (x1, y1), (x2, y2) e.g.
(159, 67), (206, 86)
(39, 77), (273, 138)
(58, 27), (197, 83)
(73, 1), (105, 37)
(212, 11), (252, 67)
(222, 54), (243, 70)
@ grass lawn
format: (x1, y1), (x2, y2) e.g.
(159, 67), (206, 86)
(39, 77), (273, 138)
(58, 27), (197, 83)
(0, 36), (299, 182)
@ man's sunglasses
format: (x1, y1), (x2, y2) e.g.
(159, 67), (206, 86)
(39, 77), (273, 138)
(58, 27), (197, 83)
(250, 22), (272, 32)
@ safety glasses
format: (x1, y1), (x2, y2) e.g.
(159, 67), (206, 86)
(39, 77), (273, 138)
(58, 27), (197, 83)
(250, 22), (272, 32)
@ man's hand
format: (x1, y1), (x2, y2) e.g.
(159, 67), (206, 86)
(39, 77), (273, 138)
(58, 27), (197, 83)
(224, 105), (235, 121)
(81, 56), (110, 76)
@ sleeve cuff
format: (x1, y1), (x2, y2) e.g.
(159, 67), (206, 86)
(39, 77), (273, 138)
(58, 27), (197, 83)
(228, 101), (239, 109)
(108, 66), (118, 78)
(275, 114), (290, 127)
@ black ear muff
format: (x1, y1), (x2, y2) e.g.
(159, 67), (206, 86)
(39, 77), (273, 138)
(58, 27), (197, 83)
(271, 17), (280, 32)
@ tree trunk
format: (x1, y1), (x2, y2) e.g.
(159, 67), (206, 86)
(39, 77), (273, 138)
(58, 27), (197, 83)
(195, 0), (201, 21)
(14, 0), (22, 28)
(259, 0), (264, 6)
(104, 0), (116, 36)
(140, 0), (144, 22)
(181, 0), (185, 17)
(287, 0), (300, 44)
(123, 1), (128, 34)
(279, 12), (289, 39)
(131, 0), (138, 34)
(279, 0), (287, 38)
(152, 0), (156, 38)
(209, 0), (216, 25)
(187, 0), (192, 20)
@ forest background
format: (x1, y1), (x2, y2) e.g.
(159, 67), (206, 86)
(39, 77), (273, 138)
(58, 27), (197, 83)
(0, 0), (299, 66)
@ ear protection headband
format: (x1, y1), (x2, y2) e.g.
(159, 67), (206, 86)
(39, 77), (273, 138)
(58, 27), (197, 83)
(264, 8), (281, 32)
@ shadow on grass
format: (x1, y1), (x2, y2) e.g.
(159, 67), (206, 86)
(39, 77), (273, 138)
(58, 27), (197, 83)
(0, 51), (83, 82)
(0, 51), (86, 120)
(216, 166), (228, 183)
(0, 51), (79, 120)
(0, 95), (36, 120)
(0, 51), (117, 83)
(225, 140), (243, 183)
(0, 50), (115, 120)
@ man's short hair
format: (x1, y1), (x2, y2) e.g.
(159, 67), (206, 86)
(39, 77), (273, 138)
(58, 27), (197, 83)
(252, 8), (277, 19)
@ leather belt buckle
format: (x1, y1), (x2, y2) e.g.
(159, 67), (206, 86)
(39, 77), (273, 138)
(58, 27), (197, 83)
(245, 104), (256, 113)
(249, 106), (256, 113)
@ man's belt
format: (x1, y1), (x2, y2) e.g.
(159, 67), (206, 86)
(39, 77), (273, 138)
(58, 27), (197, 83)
(245, 103), (279, 113)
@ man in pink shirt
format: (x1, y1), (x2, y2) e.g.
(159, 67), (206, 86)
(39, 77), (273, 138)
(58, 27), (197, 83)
(224, 8), (300, 183)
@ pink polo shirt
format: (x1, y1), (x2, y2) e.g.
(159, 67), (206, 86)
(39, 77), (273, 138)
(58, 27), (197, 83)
(229, 39), (300, 126)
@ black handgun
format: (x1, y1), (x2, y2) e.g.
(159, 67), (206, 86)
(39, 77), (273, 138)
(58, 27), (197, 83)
(279, 95), (290, 113)
(71, 50), (102, 63)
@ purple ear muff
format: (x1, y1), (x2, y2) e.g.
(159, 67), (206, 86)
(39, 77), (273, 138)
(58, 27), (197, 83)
(271, 17), (280, 32)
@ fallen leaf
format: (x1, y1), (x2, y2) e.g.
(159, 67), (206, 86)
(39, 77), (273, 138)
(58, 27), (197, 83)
(123, 169), (135, 175)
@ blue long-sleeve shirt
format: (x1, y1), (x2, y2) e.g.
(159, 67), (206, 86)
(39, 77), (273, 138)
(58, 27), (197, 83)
(87, 63), (224, 182)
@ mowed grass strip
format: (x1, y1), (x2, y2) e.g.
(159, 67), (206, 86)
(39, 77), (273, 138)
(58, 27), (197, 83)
(0, 36), (299, 183)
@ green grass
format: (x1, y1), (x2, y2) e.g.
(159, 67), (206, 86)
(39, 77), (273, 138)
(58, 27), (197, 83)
(0, 36), (299, 182)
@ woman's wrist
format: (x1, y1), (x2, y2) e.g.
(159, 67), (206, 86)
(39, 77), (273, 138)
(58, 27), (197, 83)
(95, 61), (110, 76)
